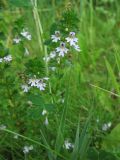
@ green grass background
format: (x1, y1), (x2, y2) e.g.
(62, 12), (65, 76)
(0, 0), (120, 159)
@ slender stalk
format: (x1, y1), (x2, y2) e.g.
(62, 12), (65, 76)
(31, 0), (54, 103)
(89, 0), (93, 45)
(31, 0), (43, 52)
(90, 83), (120, 98)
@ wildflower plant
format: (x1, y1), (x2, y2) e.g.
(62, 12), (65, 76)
(0, 1), (119, 160)
(44, 8), (80, 68)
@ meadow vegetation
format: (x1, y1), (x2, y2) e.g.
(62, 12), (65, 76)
(0, 0), (120, 159)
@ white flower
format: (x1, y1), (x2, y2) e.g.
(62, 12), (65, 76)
(49, 51), (56, 58)
(43, 56), (50, 62)
(96, 119), (99, 123)
(43, 77), (49, 81)
(64, 140), (74, 150)
(42, 109), (47, 116)
(51, 31), (60, 42)
(44, 117), (49, 126)
(0, 58), (3, 63)
(49, 67), (56, 71)
(24, 48), (30, 56)
(74, 44), (81, 52)
(13, 37), (21, 44)
(28, 78), (47, 91)
(21, 29), (32, 40)
(29, 145), (33, 150)
(21, 85), (30, 92)
(26, 34), (32, 40)
(102, 122), (112, 131)
(66, 32), (78, 46)
(28, 78), (38, 87)
(36, 80), (46, 91)
(56, 42), (69, 57)
(27, 101), (33, 106)
(61, 99), (64, 103)
(4, 55), (12, 62)
(0, 125), (6, 130)
(57, 57), (60, 64)
(21, 29), (28, 37)
(23, 145), (33, 154)
(14, 134), (18, 139)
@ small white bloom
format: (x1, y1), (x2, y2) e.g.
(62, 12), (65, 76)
(21, 29), (32, 40)
(29, 145), (33, 150)
(51, 31), (60, 42)
(102, 122), (112, 131)
(13, 37), (21, 44)
(64, 140), (74, 150)
(43, 56), (50, 62)
(61, 99), (64, 103)
(28, 78), (38, 87)
(4, 55), (12, 62)
(57, 57), (60, 64)
(0, 125), (6, 130)
(44, 117), (49, 126)
(36, 80), (46, 91)
(23, 145), (33, 154)
(27, 101), (33, 106)
(21, 85), (30, 92)
(74, 44), (81, 52)
(56, 42), (69, 57)
(14, 134), (18, 139)
(66, 32), (78, 46)
(26, 34), (32, 40)
(43, 77), (49, 81)
(23, 146), (29, 154)
(107, 122), (112, 127)
(96, 119), (99, 123)
(42, 109), (47, 116)
(49, 67), (56, 71)
(49, 51), (56, 58)
(0, 58), (3, 63)
(21, 29), (28, 37)
(24, 48), (30, 56)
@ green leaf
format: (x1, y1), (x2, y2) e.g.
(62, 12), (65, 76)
(71, 118), (80, 160)
(102, 124), (120, 152)
(25, 57), (45, 77)
(105, 59), (120, 94)
(9, 0), (32, 8)
(87, 148), (118, 160)
(28, 94), (45, 106)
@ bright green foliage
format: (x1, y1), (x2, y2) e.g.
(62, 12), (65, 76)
(0, 0), (120, 160)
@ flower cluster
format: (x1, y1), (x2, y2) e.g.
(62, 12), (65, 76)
(13, 28), (32, 44)
(44, 31), (81, 63)
(23, 145), (33, 154)
(21, 77), (49, 93)
(0, 55), (12, 63)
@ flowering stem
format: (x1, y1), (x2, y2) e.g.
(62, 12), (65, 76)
(89, 0), (93, 45)
(44, 46), (54, 104)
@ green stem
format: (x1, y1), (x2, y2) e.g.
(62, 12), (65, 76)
(31, 0), (54, 103)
